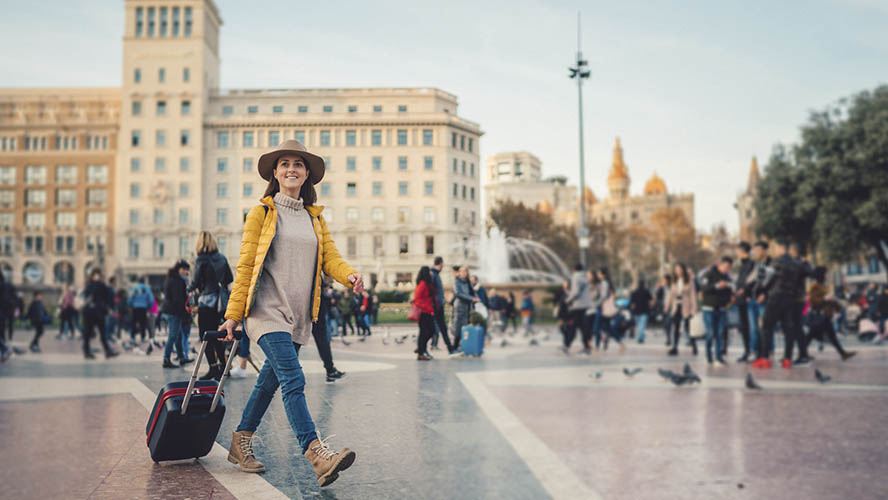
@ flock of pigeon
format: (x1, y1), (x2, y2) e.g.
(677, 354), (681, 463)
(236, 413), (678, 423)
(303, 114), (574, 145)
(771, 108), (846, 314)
(588, 363), (836, 391)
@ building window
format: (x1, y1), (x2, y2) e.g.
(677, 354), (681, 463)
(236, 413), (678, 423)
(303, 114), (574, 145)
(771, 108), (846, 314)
(372, 208), (384, 222)
(452, 183), (458, 198)
(243, 183), (253, 197)
(372, 157), (382, 171)
(242, 158), (252, 173)
(398, 181), (408, 196)
(86, 212), (107, 228)
(453, 208), (459, 224)
(128, 238), (139, 259)
(136, 7), (143, 35)
(86, 189), (107, 206)
(471, 211), (476, 226)
(320, 131), (331, 146)
(371, 130), (382, 146)
(346, 130), (357, 146)
(179, 236), (190, 257)
(869, 257), (881, 274)
(398, 207), (410, 224)
(24, 236), (44, 254)
(217, 183), (228, 198)
(247, 106), (258, 114)
(346, 157), (356, 171)
(25, 189), (46, 207)
(159, 6), (168, 35)
(372, 182), (382, 196)
(0, 213), (12, 230)
(294, 131), (305, 143)
(243, 131), (254, 147)
(323, 105), (333, 113)
(424, 156), (434, 170)
(452, 132), (457, 148)
(184, 6), (192, 35)
(153, 209), (163, 225)
(453, 158), (458, 173)
(179, 209), (189, 225)
(24, 212), (46, 229)
(130, 183), (141, 198)
(346, 207), (359, 223)
(347, 105), (357, 113)
(398, 157), (408, 170)
(181, 100), (191, 115)
(180, 157), (190, 172)
(424, 181), (434, 196)
(462, 185), (467, 199)
(468, 138), (474, 153)
(180, 130), (190, 146)
(54, 165), (74, 184)
(373, 235), (383, 255)
(217, 158), (228, 173)
(462, 161), (466, 175)
(56, 189), (75, 207)
(460, 135), (465, 150)
(0, 166), (14, 184)
(153, 237), (165, 259)
(373, 105), (382, 113)
(183, 67), (190, 82)
(156, 130), (166, 147)
(129, 209), (140, 225)
(423, 130), (433, 145)
(320, 183), (331, 196)
(397, 130), (408, 145)
(216, 209), (228, 225)
(268, 131), (280, 147)
(298, 106), (308, 113)
(222, 106), (233, 115)
(399, 235), (409, 254)
(157, 100), (166, 115)
(470, 163), (475, 177)
(347, 236), (357, 256)
(171, 6), (180, 35)
(217, 131), (229, 148)
(155, 157), (166, 172)
(132, 101), (142, 115)
(158, 68), (165, 83)
(346, 183), (357, 197)
(398, 105), (407, 112)
(272, 105), (283, 113)
(425, 236), (434, 255)
(0, 190), (13, 208)
(132, 130), (141, 147)
(423, 207), (435, 223)
(55, 212), (76, 229)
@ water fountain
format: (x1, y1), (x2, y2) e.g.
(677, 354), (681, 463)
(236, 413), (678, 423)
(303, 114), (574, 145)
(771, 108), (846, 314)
(462, 227), (571, 284)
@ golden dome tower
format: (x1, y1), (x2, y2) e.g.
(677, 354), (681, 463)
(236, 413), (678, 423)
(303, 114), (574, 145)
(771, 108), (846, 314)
(643, 172), (667, 196)
(607, 137), (630, 199)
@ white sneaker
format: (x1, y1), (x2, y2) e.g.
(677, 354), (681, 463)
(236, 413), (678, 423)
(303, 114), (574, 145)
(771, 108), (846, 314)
(229, 367), (249, 378)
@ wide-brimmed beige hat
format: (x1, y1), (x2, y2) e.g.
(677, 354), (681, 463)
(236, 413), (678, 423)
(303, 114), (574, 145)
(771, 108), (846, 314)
(257, 140), (325, 184)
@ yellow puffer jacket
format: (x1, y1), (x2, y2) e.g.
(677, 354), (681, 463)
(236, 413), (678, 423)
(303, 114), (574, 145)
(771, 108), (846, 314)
(224, 195), (357, 324)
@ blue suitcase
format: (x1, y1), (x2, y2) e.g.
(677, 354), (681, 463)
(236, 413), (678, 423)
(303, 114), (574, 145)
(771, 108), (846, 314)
(460, 325), (484, 356)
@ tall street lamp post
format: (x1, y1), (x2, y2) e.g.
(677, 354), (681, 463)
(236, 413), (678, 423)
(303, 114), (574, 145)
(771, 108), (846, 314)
(569, 13), (591, 268)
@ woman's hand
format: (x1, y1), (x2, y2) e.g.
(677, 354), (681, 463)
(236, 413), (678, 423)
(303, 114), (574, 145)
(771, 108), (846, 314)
(348, 274), (364, 294)
(220, 318), (239, 342)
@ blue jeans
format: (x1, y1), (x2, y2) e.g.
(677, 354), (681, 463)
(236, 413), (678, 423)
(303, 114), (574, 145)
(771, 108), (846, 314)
(237, 331), (318, 453)
(105, 315), (118, 341)
(747, 301), (763, 356)
(239, 335), (251, 358)
(180, 317), (192, 357)
(703, 309), (726, 361)
(162, 314), (186, 361)
(634, 313), (648, 343)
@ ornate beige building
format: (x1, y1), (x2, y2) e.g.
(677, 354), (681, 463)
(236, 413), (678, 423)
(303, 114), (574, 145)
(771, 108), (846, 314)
(736, 156), (760, 242)
(1, 0), (482, 291)
(590, 137), (694, 229)
(0, 89), (120, 289)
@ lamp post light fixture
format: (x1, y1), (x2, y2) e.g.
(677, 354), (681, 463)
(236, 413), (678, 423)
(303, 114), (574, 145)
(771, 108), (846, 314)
(569, 12), (591, 268)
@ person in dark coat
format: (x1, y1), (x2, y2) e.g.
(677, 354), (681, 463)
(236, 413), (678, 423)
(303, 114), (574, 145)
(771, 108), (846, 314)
(26, 292), (47, 352)
(189, 231), (234, 380)
(733, 241), (756, 362)
(81, 269), (118, 360)
(162, 260), (193, 368)
(629, 279), (653, 344)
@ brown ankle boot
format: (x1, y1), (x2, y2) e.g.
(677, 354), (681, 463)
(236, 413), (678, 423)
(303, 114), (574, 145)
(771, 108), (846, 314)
(304, 436), (356, 487)
(227, 430), (266, 473)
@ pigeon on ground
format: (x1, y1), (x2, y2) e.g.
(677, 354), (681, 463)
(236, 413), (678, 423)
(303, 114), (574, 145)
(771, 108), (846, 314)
(145, 343), (153, 355)
(358, 336), (366, 342)
(623, 367), (643, 377)
(657, 368), (677, 381)
(589, 371), (603, 380)
(683, 363), (702, 383)
(501, 338), (509, 347)
(529, 338), (539, 346)
(341, 337), (351, 346)
(745, 373), (762, 390)
(669, 374), (692, 386)
(394, 337), (404, 345)
(814, 369), (831, 384)
(400, 335), (409, 342)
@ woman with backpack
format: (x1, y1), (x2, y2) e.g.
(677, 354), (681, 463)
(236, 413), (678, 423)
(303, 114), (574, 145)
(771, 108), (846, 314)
(218, 140), (363, 486)
(190, 231), (234, 380)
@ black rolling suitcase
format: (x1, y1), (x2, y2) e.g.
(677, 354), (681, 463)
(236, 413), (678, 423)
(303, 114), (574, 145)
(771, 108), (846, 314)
(146, 330), (242, 462)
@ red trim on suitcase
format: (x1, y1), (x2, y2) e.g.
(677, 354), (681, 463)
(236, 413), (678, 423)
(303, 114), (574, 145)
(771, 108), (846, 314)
(146, 386), (222, 445)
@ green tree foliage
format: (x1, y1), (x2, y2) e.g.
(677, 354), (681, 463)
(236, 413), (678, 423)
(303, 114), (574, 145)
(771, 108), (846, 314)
(755, 85), (888, 276)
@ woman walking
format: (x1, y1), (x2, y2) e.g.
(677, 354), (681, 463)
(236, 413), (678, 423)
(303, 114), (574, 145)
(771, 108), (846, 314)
(219, 140), (362, 486)
(190, 231), (234, 380)
(81, 269), (118, 360)
(806, 267), (856, 361)
(413, 266), (438, 360)
(666, 263), (698, 356)
(161, 260), (193, 368)
(593, 268), (625, 352)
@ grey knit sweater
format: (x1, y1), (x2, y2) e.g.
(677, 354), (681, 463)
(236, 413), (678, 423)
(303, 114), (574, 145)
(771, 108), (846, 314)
(244, 192), (318, 345)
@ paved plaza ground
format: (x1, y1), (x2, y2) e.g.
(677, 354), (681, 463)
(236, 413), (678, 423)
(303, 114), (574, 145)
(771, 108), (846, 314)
(1, 324), (887, 500)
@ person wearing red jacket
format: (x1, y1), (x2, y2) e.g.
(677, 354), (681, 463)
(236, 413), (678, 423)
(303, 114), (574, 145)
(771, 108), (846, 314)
(413, 266), (438, 361)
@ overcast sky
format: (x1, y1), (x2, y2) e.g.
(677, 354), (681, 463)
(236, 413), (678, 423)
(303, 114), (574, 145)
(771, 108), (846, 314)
(2, 0), (886, 233)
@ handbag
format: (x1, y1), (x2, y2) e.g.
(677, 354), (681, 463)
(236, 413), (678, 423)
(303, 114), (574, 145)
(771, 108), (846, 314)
(407, 302), (421, 322)
(689, 313), (704, 339)
(601, 294), (618, 317)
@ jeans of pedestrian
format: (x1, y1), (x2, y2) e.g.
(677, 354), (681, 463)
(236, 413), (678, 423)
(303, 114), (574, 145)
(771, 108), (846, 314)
(747, 301), (763, 356)
(237, 331), (319, 453)
(239, 335), (251, 359)
(105, 315), (118, 342)
(180, 316), (193, 358)
(163, 314), (186, 362)
(452, 302), (471, 349)
(703, 309), (725, 362)
(633, 313), (649, 343)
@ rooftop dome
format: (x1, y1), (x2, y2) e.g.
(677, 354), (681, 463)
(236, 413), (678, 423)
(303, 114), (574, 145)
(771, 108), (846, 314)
(643, 172), (667, 195)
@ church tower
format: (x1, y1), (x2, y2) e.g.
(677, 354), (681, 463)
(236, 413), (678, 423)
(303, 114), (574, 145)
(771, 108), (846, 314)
(114, 0), (222, 279)
(737, 156), (760, 242)
(607, 137), (630, 200)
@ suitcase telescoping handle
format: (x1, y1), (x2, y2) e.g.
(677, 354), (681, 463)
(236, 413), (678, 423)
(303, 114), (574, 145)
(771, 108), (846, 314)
(181, 330), (243, 415)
